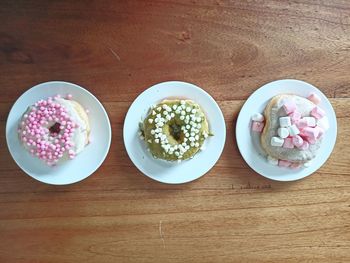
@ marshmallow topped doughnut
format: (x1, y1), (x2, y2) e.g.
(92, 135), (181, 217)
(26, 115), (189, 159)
(259, 94), (328, 167)
(18, 95), (90, 166)
(140, 99), (210, 162)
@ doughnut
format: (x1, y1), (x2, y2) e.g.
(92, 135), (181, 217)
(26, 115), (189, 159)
(140, 99), (211, 162)
(18, 94), (90, 166)
(251, 94), (328, 168)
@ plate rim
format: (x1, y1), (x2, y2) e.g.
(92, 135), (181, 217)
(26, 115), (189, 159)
(5, 80), (112, 185)
(235, 78), (337, 181)
(123, 80), (226, 184)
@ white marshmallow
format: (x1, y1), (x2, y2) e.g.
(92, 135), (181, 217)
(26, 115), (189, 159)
(271, 136), (284, 147)
(279, 117), (292, 127)
(267, 155), (278, 165)
(288, 124), (300, 136)
(277, 127), (289, 138)
(303, 117), (316, 127)
(251, 113), (265, 122)
(317, 116), (329, 131)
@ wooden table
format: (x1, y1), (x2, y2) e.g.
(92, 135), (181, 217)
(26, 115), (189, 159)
(1, 1), (349, 262)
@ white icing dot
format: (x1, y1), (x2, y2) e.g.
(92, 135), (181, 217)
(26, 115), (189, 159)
(195, 142), (199, 147)
(171, 113), (175, 118)
(172, 105), (178, 110)
(180, 100), (185, 105)
(147, 139), (152, 143)
(185, 133), (190, 137)
(181, 111), (186, 116)
(157, 107), (161, 111)
(186, 125), (190, 129)
(180, 116), (185, 120)
(190, 142), (195, 147)
(151, 130), (155, 135)
(186, 107), (191, 113)
(148, 119), (153, 124)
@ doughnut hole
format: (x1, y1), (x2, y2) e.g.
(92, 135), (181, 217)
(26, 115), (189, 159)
(49, 122), (61, 136)
(164, 120), (185, 144)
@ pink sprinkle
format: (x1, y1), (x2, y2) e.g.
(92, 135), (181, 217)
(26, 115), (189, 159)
(278, 160), (292, 167)
(251, 121), (264, 132)
(283, 137), (294, 149)
(85, 109), (89, 114)
(292, 135), (304, 147)
(67, 94), (73, 99)
(283, 100), (296, 114)
(307, 93), (321, 105)
(310, 106), (325, 119)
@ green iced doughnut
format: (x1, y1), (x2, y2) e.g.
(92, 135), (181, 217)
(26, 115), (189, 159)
(140, 99), (210, 162)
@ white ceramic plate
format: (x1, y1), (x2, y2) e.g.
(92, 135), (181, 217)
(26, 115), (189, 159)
(123, 81), (226, 184)
(6, 81), (112, 185)
(236, 79), (337, 181)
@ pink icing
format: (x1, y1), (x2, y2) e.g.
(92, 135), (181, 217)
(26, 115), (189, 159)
(18, 97), (77, 166)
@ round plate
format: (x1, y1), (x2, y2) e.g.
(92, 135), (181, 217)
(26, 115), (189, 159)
(236, 79), (337, 181)
(123, 81), (226, 184)
(6, 81), (112, 185)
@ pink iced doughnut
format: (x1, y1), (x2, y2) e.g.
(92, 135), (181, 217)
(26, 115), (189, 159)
(18, 96), (81, 166)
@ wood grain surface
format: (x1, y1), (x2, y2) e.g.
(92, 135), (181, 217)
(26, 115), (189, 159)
(0, 1), (349, 262)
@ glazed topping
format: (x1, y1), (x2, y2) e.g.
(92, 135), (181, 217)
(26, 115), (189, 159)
(144, 100), (207, 161)
(18, 95), (78, 165)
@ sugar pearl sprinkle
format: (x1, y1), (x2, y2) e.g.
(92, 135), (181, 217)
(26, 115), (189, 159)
(142, 100), (207, 160)
(18, 95), (78, 166)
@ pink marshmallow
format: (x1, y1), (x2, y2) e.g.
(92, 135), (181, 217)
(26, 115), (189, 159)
(298, 141), (309, 150)
(289, 111), (301, 124)
(282, 100), (296, 114)
(310, 106), (326, 119)
(251, 121), (264, 132)
(283, 137), (294, 149)
(292, 135), (304, 147)
(278, 160), (292, 167)
(290, 163), (302, 169)
(300, 127), (319, 142)
(315, 126), (324, 139)
(307, 93), (321, 105)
